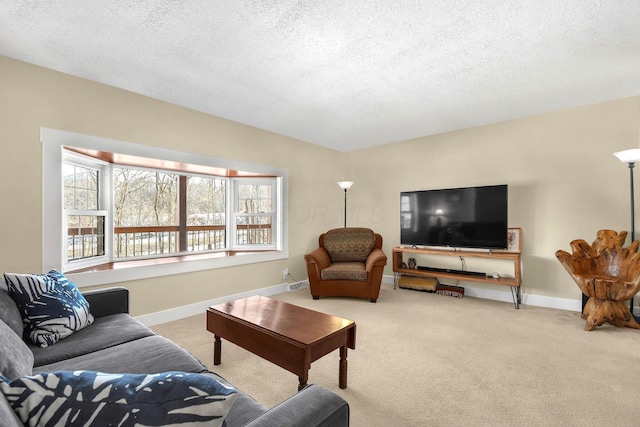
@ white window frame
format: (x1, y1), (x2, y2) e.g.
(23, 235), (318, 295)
(63, 152), (111, 271)
(42, 128), (288, 288)
(231, 178), (278, 250)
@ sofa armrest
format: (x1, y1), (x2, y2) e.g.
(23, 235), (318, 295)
(242, 384), (349, 427)
(82, 286), (129, 318)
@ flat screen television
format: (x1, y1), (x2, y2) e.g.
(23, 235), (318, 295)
(400, 184), (508, 250)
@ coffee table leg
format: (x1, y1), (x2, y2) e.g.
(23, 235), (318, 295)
(339, 346), (348, 389)
(214, 335), (222, 365)
(298, 374), (308, 391)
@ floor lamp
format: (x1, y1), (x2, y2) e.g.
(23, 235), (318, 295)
(613, 148), (640, 319)
(337, 181), (353, 228)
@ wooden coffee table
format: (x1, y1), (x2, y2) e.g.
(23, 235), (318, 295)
(206, 295), (356, 391)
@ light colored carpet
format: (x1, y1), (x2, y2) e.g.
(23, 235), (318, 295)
(152, 286), (640, 426)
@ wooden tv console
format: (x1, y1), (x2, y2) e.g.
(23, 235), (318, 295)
(392, 246), (522, 308)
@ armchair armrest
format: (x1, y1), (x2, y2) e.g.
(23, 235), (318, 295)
(82, 286), (129, 318)
(242, 384), (349, 427)
(304, 247), (331, 271)
(305, 247), (331, 266)
(305, 248), (331, 296)
(365, 248), (387, 271)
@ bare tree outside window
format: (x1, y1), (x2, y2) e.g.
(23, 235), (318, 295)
(113, 168), (178, 258)
(112, 169), (228, 258)
(186, 176), (226, 251)
(236, 183), (273, 245)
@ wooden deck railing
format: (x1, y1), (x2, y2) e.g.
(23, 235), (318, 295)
(68, 224), (272, 260)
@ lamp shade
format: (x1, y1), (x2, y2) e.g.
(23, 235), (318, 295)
(613, 149), (640, 164)
(337, 181), (354, 190)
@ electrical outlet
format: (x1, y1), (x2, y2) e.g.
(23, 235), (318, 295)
(283, 268), (288, 279)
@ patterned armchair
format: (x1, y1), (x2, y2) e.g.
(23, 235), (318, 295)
(304, 228), (387, 303)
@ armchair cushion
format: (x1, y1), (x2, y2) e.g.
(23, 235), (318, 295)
(321, 262), (367, 281)
(323, 228), (375, 263)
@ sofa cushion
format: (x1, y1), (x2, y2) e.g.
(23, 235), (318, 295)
(4, 270), (94, 348)
(0, 393), (21, 427)
(0, 371), (237, 427)
(321, 262), (368, 281)
(0, 320), (33, 380)
(33, 335), (208, 375)
(324, 228), (375, 262)
(30, 313), (155, 367)
(0, 279), (23, 337)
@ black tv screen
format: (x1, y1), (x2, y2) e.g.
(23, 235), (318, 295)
(400, 184), (508, 250)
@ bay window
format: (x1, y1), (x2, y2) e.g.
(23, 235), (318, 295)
(43, 128), (288, 287)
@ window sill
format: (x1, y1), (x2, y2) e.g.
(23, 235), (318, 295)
(66, 250), (287, 288)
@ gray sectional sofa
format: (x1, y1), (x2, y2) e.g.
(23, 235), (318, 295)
(0, 282), (349, 426)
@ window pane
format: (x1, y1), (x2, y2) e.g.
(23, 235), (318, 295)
(187, 176), (226, 226)
(186, 176), (226, 251)
(64, 163), (98, 210)
(235, 215), (273, 245)
(67, 215), (105, 261)
(113, 168), (179, 258)
(238, 184), (272, 213)
(114, 168), (178, 227)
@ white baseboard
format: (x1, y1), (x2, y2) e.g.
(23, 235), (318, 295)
(136, 280), (308, 326)
(138, 275), (581, 326)
(383, 274), (583, 312)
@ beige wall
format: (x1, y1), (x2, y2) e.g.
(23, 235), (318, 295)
(345, 98), (640, 301)
(2, 55), (640, 314)
(0, 56), (345, 315)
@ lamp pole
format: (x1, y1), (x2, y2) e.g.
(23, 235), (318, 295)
(629, 162), (636, 242)
(613, 149), (640, 320)
(337, 181), (354, 228)
(628, 162), (637, 318)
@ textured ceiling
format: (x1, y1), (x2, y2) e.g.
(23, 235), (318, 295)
(2, 1), (640, 151)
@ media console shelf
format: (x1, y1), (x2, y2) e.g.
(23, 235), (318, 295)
(392, 246), (522, 308)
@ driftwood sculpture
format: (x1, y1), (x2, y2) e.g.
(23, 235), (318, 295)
(555, 230), (640, 331)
